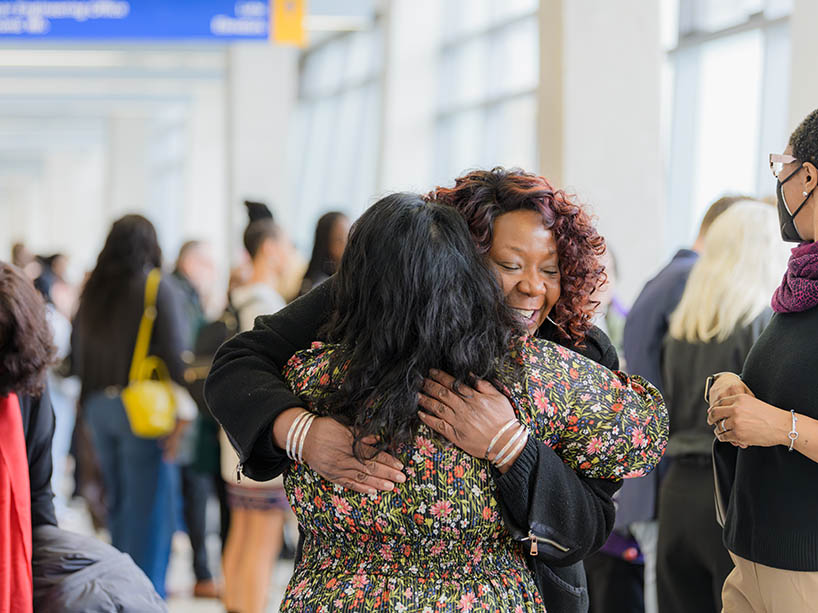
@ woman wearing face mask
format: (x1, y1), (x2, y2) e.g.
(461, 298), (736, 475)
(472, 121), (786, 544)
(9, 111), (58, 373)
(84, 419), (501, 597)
(206, 168), (666, 611)
(707, 108), (818, 610)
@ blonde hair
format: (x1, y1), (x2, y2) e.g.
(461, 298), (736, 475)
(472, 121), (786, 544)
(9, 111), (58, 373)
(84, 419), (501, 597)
(669, 202), (789, 343)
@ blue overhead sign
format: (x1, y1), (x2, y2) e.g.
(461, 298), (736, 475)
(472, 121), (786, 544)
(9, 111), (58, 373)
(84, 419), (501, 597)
(0, 1), (271, 40)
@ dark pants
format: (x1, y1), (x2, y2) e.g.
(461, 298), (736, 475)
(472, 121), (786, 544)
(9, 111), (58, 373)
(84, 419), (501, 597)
(657, 457), (733, 613)
(84, 392), (178, 598)
(214, 473), (230, 550)
(585, 552), (645, 613)
(180, 464), (213, 581)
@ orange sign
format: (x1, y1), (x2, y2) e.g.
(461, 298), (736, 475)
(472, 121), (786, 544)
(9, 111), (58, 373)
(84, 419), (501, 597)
(272, 0), (306, 47)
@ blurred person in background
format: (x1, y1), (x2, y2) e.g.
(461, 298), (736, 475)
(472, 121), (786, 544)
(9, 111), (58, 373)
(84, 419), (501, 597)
(707, 108), (818, 611)
(32, 254), (81, 520)
(591, 249), (628, 359)
(220, 213), (293, 613)
(0, 261), (167, 612)
(657, 202), (786, 613)
(207, 168), (666, 612)
(608, 194), (749, 613)
(0, 261), (57, 613)
(243, 199), (305, 302)
(71, 214), (190, 598)
(298, 211), (349, 296)
(171, 240), (220, 599)
(11, 242), (41, 280)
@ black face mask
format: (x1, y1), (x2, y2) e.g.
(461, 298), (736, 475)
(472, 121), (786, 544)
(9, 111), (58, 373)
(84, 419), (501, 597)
(776, 162), (814, 243)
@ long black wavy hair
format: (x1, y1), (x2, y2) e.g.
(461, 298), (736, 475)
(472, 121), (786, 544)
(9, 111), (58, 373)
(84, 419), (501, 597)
(77, 214), (162, 330)
(321, 193), (521, 457)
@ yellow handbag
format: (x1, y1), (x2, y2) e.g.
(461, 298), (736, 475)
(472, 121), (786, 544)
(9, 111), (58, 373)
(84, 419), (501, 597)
(121, 268), (176, 438)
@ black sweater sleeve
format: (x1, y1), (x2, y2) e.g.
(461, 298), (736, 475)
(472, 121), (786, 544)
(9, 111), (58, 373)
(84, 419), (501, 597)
(204, 280), (333, 481)
(20, 388), (58, 529)
(492, 324), (623, 565)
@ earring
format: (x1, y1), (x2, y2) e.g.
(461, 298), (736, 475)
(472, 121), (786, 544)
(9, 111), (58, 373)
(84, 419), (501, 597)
(804, 191), (809, 197)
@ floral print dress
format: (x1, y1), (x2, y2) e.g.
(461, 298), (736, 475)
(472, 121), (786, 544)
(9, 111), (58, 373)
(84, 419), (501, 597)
(280, 337), (667, 612)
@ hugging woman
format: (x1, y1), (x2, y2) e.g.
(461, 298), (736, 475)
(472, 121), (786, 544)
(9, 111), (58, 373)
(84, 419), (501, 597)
(206, 169), (668, 611)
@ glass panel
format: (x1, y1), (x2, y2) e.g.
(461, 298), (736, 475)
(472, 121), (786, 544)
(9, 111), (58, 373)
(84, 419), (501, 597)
(492, 95), (538, 171)
(448, 37), (489, 108)
(764, 0), (793, 19)
(492, 0), (538, 21)
(444, 0), (491, 40)
(690, 0), (763, 33)
(756, 20), (791, 196)
(491, 18), (538, 96)
(691, 29), (763, 222)
(344, 27), (382, 83)
(448, 108), (485, 179)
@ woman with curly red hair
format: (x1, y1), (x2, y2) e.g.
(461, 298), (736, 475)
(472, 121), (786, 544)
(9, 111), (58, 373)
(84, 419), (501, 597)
(426, 167), (607, 346)
(206, 168), (658, 612)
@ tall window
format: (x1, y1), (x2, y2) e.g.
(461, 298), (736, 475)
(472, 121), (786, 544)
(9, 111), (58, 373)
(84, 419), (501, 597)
(435, 0), (539, 185)
(289, 25), (382, 248)
(664, 0), (793, 244)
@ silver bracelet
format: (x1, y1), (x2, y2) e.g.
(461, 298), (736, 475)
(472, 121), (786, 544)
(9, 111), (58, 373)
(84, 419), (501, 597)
(286, 411), (311, 461)
(492, 424), (526, 467)
(485, 418), (518, 460)
(788, 410), (799, 452)
(296, 414), (317, 463)
(495, 430), (529, 469)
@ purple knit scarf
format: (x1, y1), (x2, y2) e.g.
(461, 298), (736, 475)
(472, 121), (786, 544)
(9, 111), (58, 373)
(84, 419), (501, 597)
(771, 241), (818, 313)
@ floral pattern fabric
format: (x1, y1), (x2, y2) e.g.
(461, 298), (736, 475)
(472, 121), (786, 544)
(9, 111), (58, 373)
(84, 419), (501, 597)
(279, 337), (667, 612)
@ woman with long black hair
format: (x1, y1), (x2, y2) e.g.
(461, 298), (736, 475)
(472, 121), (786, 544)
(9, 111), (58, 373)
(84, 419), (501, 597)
(72, 214), (188, 598)
(273, 193), (664, 610)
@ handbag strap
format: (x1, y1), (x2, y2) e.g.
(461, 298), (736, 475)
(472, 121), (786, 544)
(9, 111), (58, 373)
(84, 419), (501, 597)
(128, 268), (162, 383)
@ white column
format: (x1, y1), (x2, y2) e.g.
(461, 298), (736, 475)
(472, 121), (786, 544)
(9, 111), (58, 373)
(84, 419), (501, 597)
(379, 0), (442, 193)
(788, 0), (818, 132)
(225, 43), (299, 254)
(559, 0), (665, 303)
(538, 0), (564, 185)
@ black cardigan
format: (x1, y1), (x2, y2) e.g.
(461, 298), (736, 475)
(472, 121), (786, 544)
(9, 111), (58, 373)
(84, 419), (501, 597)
(20, 388), (58, 529)
(716, 307), (818, 571)
(205, 279), (622, 611)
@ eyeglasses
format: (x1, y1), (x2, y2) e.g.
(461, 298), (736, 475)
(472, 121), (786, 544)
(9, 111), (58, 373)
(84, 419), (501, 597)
(770, 153), (800, 179)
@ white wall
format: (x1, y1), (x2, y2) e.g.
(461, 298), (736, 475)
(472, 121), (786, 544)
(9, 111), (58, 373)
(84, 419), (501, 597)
(555, 1), (666, 303)
(379, 0), (442, 194)
(788, 0), (818, 133)
(226, 43), (299, 255)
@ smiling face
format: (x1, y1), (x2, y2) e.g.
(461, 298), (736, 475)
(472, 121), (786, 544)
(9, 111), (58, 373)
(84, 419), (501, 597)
(487, 209), (561, 335)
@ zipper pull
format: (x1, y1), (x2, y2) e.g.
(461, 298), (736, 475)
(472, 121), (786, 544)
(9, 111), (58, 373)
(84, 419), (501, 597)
(236, 462), (243, 483)
(529, 531), (538, 556)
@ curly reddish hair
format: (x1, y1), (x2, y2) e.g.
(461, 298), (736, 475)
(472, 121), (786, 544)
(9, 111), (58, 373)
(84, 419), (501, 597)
(426, 167), (606, 346)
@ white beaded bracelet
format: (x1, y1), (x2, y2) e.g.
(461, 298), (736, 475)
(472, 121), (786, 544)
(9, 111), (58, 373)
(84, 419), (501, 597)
(286, 411), (311, 461)
(295, 413), (317, 463)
